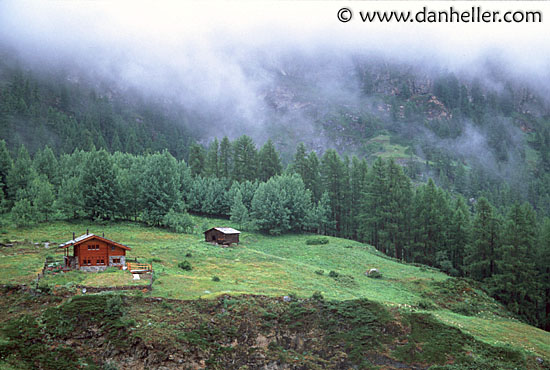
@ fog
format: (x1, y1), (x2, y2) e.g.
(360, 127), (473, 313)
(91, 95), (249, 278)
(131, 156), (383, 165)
(0, 0), (549, 163)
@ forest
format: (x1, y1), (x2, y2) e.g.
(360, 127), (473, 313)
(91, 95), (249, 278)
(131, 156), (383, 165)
(1, 50), (550, 334)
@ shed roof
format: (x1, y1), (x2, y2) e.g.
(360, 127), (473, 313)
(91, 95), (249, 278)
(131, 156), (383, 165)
(204, 227), (241, 235)
(58, 234), (132, 250)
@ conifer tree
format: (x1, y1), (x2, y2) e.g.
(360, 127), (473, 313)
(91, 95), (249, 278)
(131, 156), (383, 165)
(29, 177), (54, 222)
(6, 145), (36, 201)
(230, 189), (249, 229)
(448, 197), (470, 275)
(218, 136), (232, 179)
(466, 197), (500, 281)
(320, 149), (347, 235)
(232, 135), (258, 182)
(204, 138), (220, 178)
(55, 176), (83, 219)
(0, 140), (13, 200)
(188, 143), (205, 177)
(492, 203), (537, 322)
(258, 139), (282, 182)
(33, 146), (59, 187)
(140, 151), (182, 225)
(81, 149), (118, 220)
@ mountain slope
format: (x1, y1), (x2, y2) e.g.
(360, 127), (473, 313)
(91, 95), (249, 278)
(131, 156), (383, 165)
(0, 217), (548, 369)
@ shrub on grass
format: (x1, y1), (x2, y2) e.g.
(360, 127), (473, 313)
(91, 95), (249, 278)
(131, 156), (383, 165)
(315, 270), (324, 275)
(328, 270), (339, 278)
(311, 291), (324, 301)
(418, 299), (436, 310)
(178, 261), (192, 271)
(212, 276), (220, 282)
(306, 237), (329, 245)
(185, 252), (192, 258)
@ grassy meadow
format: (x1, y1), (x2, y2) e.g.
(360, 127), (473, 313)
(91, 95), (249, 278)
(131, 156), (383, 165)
(0, 216), (549, 361)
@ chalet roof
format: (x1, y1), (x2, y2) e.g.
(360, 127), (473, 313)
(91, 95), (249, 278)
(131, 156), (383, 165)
(58, 234), (132, 250)
(204, 227), (241, 235)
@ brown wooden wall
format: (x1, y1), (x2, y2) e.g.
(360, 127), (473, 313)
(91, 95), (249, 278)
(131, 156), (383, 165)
(76, 238), (126, 267)
(205, 230), (239, 244)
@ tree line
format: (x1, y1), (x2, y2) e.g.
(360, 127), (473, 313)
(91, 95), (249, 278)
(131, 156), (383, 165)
(0, 137), (549, 331)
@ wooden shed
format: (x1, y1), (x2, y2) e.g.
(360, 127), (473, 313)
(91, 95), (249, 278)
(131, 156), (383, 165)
(204, 227), (240, 245)
(58, 233), (131, 271)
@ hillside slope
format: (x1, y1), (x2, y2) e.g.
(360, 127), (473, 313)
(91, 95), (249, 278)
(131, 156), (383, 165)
(0, 218), (548, 369)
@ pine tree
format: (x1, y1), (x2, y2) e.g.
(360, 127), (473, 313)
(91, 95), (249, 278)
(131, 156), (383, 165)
(0, 140), (13, 200)
(232, 135), (258, 182)
(492, 203), (537, 322)
(80, 149), (118, 220)
(448, 197), (470, 275)
(466, 197), (500, 281)
(140, 151), (182, 225)
(12, 198), (34, 227)
(29, 177), (54, 222)
(359, 157), (388, 250)
(219, 136), (232, 179)
(204, 138), (220, 178)
(33, 146), (59, 187)
(258, 139), (282, 181)
(55, 176), (83, 219)
(385, 159), (413, 260)
(230, 189), (249, 229)
(6, 145), (36, 201)
(320, 149), (347, 236)
(537, 217), (550, 331)
(293, 143), (308, 180)
(188, 143), (205, 177)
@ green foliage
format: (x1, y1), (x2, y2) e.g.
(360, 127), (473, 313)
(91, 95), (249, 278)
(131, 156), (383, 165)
(162, 210), (194, 233)
(305, 237), (329, 245)
(11, 198), (34, 227)
(178, 260), (192, 271)
(251, 174), (312, 234)
(212, 276), (220, 282)
(81, 149), (118, 220)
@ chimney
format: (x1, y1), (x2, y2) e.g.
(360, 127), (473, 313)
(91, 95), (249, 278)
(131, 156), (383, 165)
(73, 232), (75, 240)
(102, 232), (104, 238)
(86, 229), (89, 235)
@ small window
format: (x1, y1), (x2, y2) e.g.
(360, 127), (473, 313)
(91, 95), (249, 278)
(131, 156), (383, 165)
(111, 246), (115, 251)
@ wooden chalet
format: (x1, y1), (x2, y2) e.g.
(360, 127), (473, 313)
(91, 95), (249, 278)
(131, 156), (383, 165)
(58, 232), (131, 271)
(204, 227), (240, 245)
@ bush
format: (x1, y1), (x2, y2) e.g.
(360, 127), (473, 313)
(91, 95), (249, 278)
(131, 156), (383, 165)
(306, 237), (329, 245)
(418, 299), (436, 310)
(178, 261), (192, 271)
(185, 252), (193, 258)
(328, 270), (339, 278)
(312, 291), (324, 301)
(315, 270), (324, 275)
(212, 276), (220, 282)
(162, 210), (194, 233)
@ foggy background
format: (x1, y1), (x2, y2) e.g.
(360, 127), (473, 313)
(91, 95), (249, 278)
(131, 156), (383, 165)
(0, 0), (549, 170)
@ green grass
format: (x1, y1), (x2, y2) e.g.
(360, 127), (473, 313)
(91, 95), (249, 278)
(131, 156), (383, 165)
(0, 217), (549, 361)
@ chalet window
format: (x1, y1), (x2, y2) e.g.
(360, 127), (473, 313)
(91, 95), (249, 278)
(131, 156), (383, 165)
(111, 246), (115, 251)
(113, 258), (120, 264)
